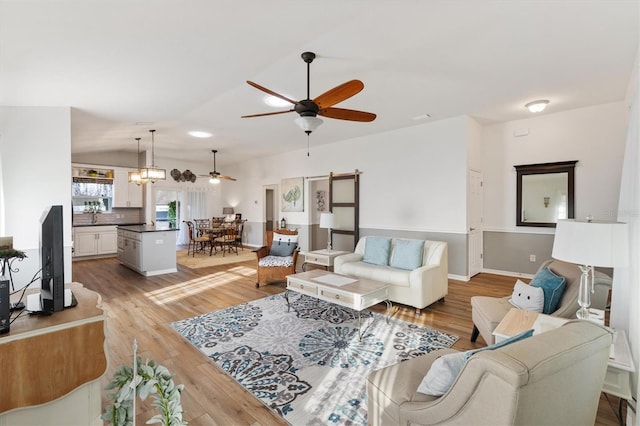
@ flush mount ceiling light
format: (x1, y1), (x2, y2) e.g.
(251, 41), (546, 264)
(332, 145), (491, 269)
(139, 129), (166, 183)
(188, 130), (213, 138)
(525, 100), (549, 113)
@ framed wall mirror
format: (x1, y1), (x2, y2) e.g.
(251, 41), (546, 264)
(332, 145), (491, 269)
(515, 161), (577, 228)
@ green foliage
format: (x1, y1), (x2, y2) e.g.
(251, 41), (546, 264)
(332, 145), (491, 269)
(0, 249), (26, 260)
(167, 201), (178, 228)
(103, 357), (187, 426)
(283, 185), (301, 207)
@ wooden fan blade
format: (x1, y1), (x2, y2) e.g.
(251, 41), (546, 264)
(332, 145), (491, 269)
(313, 80), (364, 109)
(319, 107), (377, 122)
(246, 81), (300, 105)
(219, 175), (237, 181)
(241, 109), (294, 118)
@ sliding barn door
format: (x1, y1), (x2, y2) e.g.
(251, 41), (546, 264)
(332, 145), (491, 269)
(329, 171), (360, 251)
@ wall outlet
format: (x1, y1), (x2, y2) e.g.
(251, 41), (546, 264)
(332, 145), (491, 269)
(529, 254), (536, 262)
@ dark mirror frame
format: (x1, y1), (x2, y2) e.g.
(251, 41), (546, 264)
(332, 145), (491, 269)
(515, 160), (577, 228)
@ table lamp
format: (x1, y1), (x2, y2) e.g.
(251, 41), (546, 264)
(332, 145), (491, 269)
(222, 207), (234, 222)
(319, 212), (335, 251)
(551, 219), (628, 319)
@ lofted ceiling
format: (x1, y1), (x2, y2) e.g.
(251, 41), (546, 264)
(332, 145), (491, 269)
(1, 1), (638, 171)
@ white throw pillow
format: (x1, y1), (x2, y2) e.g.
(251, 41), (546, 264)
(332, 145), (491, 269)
(272, 232), (299, 244)
(416, 351), (466, 396)
(509, 279), (544, 312)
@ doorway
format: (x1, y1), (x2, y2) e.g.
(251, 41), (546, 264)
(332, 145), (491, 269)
(263, 184), (278, 239)
(468, 169), (483, 278)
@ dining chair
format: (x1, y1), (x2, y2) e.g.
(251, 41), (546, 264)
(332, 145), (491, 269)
(212, 225), (238, 256)
(183, 220), (211, 256)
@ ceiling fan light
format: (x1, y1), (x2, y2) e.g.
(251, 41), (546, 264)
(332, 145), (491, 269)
(294, 116), (323, 134)
(209, 176), (220, 184)
(525, 100), (549, 113)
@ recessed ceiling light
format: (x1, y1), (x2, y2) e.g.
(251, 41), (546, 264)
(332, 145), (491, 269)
(188, 131), (213, 138)
(263, 95), (294, 108)
(525, 100), (549, 113)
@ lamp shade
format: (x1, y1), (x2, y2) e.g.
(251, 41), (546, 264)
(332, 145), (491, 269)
(319, 212), (335, 229)
(222, 207), (234, 215)
(294, 116), (323, 133)
(552, 219), (629, 267)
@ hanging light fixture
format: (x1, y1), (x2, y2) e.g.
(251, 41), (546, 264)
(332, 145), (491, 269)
(139, 129), (166, 183)
(128, 137), (147, 185)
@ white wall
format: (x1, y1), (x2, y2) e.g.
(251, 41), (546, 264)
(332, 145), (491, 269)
(227, 115), (471, 246)
(0, 107), (72, 289)
(482, 102), (628, 233)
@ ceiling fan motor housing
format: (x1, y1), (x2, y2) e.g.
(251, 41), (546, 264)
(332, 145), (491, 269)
(295, 100), (319, 117)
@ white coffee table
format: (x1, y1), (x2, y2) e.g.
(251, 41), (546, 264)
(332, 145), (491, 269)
(285, 269), (391, 339)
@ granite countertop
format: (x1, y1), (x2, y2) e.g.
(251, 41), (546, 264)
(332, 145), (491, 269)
(73, 222), (145, 228)
(117, 224), (179, 233)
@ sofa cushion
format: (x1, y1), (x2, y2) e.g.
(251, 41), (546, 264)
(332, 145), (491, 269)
(509, 279), (545, 312)
(530, 267), (567, 314)
(258, 255), (295, 267)
(390, 239), (425, 270)
(338, 261), (411, 287)
(363, 237), (392, 266)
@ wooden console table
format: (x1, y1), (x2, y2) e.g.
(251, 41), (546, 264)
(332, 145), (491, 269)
(0, 282), (107, 425)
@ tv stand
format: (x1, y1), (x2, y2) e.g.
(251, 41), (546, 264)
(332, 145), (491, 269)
(0, 282), (106, 425)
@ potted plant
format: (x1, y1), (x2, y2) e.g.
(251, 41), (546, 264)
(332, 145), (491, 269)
(168, 201), (178, 228)
(103, 355), (186, 426)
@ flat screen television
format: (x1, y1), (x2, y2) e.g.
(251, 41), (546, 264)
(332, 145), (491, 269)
(40, 205), (64, 312)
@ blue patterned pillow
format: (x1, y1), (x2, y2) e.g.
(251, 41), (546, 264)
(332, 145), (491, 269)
(530, 267), (567, 314)
(390, 239), (425, 270)
(362, 237), (391, 266)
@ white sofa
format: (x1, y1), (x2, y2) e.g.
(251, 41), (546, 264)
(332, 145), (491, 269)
(334, 236), (448, 314)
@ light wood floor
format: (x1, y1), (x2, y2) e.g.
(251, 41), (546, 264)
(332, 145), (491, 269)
(72, 255), (623, 425)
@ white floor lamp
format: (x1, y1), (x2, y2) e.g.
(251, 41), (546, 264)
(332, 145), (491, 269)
(319, 212), (335, 251)
(551, 219), (629, 319)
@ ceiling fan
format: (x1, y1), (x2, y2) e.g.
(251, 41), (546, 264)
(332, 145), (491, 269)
(241, 51), (377, 134)
(200, 150), (236, 184)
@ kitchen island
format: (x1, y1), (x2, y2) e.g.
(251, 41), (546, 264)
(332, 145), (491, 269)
(117, 225), (179, 276)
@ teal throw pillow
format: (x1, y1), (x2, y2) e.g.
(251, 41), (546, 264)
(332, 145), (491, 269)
(530, 267), (567, 314)
(362, 237), (391, 266)
(269, 240), (297, 257)
(417, 329), (533, 396)
(390, 239), (425, 270)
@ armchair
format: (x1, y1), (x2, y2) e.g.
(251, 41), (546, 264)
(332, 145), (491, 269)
(254, 229), (299, 288)
(470, 259), (612, 345)
(367, 320), (612, 426)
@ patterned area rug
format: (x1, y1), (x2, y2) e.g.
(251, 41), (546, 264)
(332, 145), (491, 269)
(171, 293), (458, 426)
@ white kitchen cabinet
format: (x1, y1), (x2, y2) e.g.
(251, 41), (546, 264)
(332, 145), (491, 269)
(117, 226), (177, 276)
(113, 168), (143, 208)
(118, 230), (142, 271)
(73, 226), (118, 257)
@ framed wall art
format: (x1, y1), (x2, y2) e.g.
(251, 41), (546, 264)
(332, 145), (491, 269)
(281, 177), (304, 212)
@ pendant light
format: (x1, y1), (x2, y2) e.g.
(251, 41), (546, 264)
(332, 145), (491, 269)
(139, 129), (166, 183)
(128, 137), (147, 185)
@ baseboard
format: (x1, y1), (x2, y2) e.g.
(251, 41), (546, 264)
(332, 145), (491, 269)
(481, 268), (535, 280)
(448, 274), (468, 282)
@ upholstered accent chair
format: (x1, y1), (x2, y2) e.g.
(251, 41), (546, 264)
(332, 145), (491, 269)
(254, 229), (299, 288)
(470, 259), (612, 345)
(367, 320), (612, 426)
(183, 220), (211, 257)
